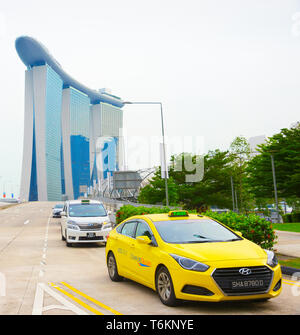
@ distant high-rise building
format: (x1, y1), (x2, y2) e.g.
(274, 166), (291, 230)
(248, 135), (266, 157)
(16, 36), (124, 201)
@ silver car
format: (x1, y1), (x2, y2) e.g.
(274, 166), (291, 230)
(52, 203), (64, 218)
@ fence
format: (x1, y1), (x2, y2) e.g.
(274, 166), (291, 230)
(94, 196), (180, 224)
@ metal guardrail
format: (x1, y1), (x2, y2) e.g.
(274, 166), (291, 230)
(94, 196), (180, 224)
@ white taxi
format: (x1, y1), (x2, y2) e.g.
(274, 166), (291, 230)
(60, 199), (112, 247)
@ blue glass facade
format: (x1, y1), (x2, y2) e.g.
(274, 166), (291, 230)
(69, 87), (90, 199)
(45, 66), (63, 201)
(29, 110), (38, 201)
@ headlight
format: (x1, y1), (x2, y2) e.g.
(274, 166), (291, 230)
(102, 221), (112, 229)
(67, 221), (79, 230)
(264, 249), (278, 268)
(170, 254), (210, 272)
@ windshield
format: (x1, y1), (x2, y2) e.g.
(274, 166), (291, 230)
(55, 204), (64, 208)
(154, 219), (241, 244)
(69, 204), (107, 217)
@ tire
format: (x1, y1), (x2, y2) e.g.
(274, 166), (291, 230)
(65, 229), (72, 247)
(155, 266), (178, 307)
(61, 227), (66, 241)
(107, 252), (123, 282)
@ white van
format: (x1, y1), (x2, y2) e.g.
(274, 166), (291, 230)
(60, 199), (112, 247)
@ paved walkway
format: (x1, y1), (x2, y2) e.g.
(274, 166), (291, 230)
(275, 230), (300, 258)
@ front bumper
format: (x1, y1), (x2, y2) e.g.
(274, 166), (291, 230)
(66, 228), (110, 243)
(169, 259), (282, 302)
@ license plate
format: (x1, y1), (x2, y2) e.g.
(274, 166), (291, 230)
(87, 233), (96, 238)
(231, 279), (264, 289)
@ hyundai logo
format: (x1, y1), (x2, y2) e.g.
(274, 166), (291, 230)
(239, 268), (252, 276)
(88, 223), (94, 227)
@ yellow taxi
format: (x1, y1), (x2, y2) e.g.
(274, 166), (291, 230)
(105, 211), (282, 306)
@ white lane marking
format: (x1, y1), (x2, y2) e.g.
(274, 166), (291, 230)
(24, 220), (29, 225)
(42, 305), (72, 312)
(32, 283), (44, 315)
(32, 283), (88, 315)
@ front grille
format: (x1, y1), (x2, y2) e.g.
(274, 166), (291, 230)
(79, 236), (104, 241)
(212, 266), (273, 296)
(77, 223), (102, 231)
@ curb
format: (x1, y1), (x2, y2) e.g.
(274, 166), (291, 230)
(281, 265), (300, 277)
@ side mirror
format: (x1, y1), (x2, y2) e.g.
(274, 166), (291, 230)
(235, 231), (243, 237)
(107, 210), (112, 215)
(60, 211), (67, 217)
(136, 235), (152, 245)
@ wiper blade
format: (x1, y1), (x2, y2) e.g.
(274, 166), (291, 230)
(183, 240), (222, 244)
(221, 238), (241, 242)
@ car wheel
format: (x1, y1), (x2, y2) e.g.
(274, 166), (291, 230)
(65, 230), (72, 247)
(107, 252), (123, 282)
(155, 266), (178, 307)
(61, 227), (66, 241)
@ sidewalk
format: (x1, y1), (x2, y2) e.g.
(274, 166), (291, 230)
(274, 230), (300, 258)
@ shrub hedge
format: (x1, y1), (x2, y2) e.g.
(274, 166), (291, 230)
(115, 205), (276, 249)
(115, 205), (175, 224)
(282, 212), (300, 223)
(203, 210), (276, 249)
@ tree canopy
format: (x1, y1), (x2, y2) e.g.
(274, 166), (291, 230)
(138, 124), (300, 212)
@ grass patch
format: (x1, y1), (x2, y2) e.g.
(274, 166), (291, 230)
(279, 257), (300, 269)
(273, 223), (300, 233)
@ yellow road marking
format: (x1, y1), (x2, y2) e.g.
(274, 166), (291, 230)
(60, 281), (122, 315)
(283, 278), (300, 284)
(283, 282), (300, 287)
(49, 282), (104, 315)
(283, 280), (300, 287)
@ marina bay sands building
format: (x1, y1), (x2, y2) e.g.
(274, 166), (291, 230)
(16, 36), (124, 201)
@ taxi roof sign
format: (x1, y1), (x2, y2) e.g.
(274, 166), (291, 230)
(81, 199), (90, 204)
(168, 210), (189, 217)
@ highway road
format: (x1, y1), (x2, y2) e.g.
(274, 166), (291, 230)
(0, 202), (300, 315)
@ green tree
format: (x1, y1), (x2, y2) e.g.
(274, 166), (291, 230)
(246, 124), (300, 206)
(138, 150), (234, 211)
(229, 136), (253, 212)
(138, 169), (179, 206)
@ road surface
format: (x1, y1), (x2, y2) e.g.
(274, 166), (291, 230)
(0, 202), (299, 315)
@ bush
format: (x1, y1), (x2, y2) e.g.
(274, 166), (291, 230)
(115, 205), (175, 224)
(203, 210), (276, 249)
(115, 205), (276, 249)
(282, 214), (293, 223)
(291, 212), (300, 223)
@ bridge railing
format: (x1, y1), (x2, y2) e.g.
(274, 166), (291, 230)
(94, 196), (180, 224)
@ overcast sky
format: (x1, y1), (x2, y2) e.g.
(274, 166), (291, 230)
(0, 0), (300, 196)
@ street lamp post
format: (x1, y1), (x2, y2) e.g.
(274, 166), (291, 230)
(123, 101), (169, 206)
(270, 154), (280, 223)
(230, 176), (235, 212)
